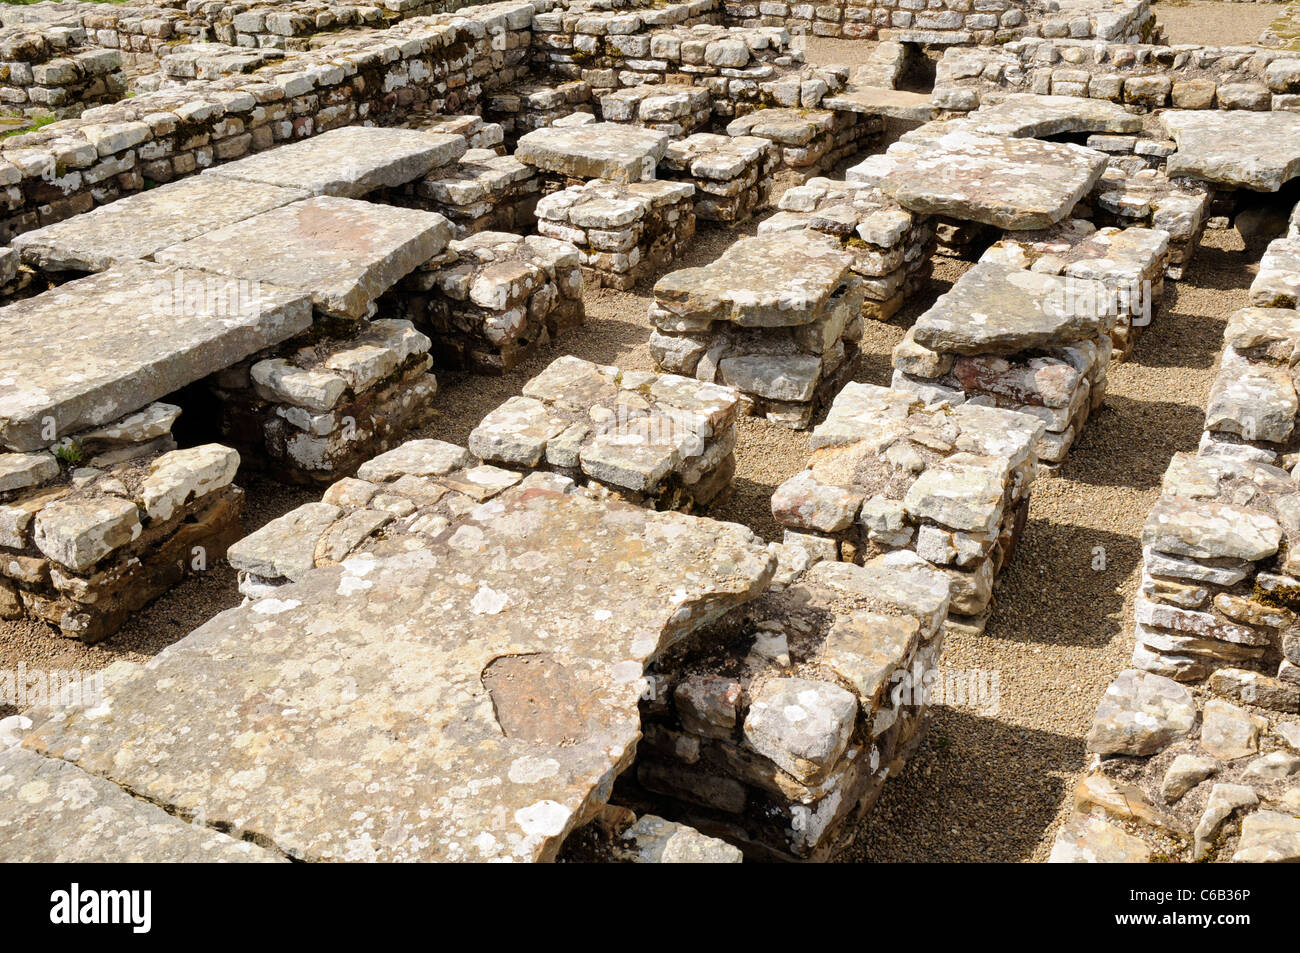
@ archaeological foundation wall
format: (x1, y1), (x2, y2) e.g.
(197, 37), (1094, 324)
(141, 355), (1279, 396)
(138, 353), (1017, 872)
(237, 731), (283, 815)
(934, 37), (1300, 113)
(723, 0), (1155, 45)
(0, 1), (537, 242)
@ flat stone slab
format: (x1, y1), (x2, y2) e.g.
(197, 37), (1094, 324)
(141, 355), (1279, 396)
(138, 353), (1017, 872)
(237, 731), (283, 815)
(0, 747), (285, 862)
(0, 261), (311, 452)
(964, 94), (1143, 139)
(653, 230), (853, 328)
(1163, 111), (1300, 192)
(154, 196), (451, 320)
(822, 86), (937, 122)
(204, 126), (467, 198)
(22, 487), (773, 862)
(911, 260), (1113, 354)
(880, 130), (1108, 229)
(12, 177), (310, 274)
(515, 123), (670, 183)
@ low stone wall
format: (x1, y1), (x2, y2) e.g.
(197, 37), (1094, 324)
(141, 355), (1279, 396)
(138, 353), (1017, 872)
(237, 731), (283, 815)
(530, 0), (724, 89)
(0, 1), (536, 242)
(394, 228), (586, 372)
(771, 382), (1042, 632)
(1131, 224), (1300, 691)
(0, 405), (243, 643)
(724, 0), (1154, 44)
(0, 23), (126, 117)
(649, 230), (864, 429)
(934, 38), (1300, 113)
(468, 355), (740, 509)
(536, 176), (696, 290)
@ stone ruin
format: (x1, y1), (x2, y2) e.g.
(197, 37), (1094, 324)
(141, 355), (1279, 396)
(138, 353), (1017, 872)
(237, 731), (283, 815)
(0, 0), (1299, 864)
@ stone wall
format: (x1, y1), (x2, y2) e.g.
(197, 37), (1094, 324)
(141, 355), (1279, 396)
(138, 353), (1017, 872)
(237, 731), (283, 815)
(0, 1), (536, 242)
(724, 0), (1154, 45)
(1130, 209), (1300, 692)
(0, 22), (126, 117)
(934, 38), (1300, 113)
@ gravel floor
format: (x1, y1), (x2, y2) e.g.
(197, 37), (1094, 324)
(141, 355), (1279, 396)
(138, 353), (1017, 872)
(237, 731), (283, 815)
(1154, 0), (1282, 47)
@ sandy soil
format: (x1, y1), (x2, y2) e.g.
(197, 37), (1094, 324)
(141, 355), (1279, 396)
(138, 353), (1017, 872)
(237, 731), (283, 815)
(1154, 0), (1282, 47)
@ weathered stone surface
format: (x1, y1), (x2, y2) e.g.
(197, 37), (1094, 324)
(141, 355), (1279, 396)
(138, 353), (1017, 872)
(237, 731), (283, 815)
(654, 231), (853, 329)
(1047, 812), (1151, 863)
(1143, 495), (1281, 562)
(613, 813), (743, 863)
(1200, 699), (1264, 761)
(911, 261), (1112, 355)
(0, 261), (311, 452)
(878, 130), (1107, 229)
(0, 747), (284, 863)
(24, 488), (775, 862)
(743, 677), (859, 784)
(155, 197), (451, 320)
(206, 127), (467, 198)
(13, 177), (308, 273)
(0, 451), (58, 493)
(1193, 782), (1258, 860)
(1161, 754), (1219, 803)
(516, 122), (669, 183)
(1163, 111), (1300, 192)
(964, 94), (1143, 139)
(1232, 810), (1300, 862)
(1085, 668), (1197, 756)
(1250, 238), (1300, 309)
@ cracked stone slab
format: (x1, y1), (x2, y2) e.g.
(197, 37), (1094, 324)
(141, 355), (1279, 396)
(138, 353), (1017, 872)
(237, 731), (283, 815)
(879, 130), (1107, 229)
(964, 95), (1143, 139)
(155, 197), (451, 320)
(0, 260), (311, 452)
(0, 747), (285, 862)
(910, 261), (1113, 355)
(204, 127), (468, 198)
(1163, 111), (1300, 192)
(12, 177), (310, 274)
(515, 123), (670, 183)
(23, 488), (775, 862)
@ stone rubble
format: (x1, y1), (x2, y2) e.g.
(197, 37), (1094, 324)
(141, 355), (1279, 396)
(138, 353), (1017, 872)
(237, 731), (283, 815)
(1059, 667), (1300, 862)
(468, 355), (740, 509)
(771, 382), (1043, 632)
(649, 230), (864, 429)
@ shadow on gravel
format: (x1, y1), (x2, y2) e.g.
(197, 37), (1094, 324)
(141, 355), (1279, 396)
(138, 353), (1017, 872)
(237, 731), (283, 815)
(1064, 394), (1207, 491)
(841, 709), (1079, 862)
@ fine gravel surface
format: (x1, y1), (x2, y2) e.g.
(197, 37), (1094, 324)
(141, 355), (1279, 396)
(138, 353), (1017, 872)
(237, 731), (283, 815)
(1154, 0), (1281, 46)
